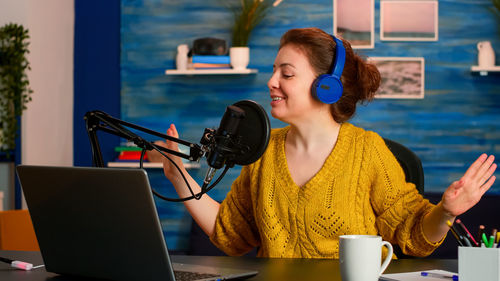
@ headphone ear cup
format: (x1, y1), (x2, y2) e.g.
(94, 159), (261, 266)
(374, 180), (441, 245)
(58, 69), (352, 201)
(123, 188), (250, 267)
(311, 74), (343, 104)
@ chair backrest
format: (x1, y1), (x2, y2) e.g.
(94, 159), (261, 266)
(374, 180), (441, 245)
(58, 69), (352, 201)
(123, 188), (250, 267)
(0, 209), (40, 251)
(383, 138), (424, 195)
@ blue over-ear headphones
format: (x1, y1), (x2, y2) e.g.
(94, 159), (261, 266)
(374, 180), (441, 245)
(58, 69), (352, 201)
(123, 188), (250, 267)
(311, 35), (346, 104)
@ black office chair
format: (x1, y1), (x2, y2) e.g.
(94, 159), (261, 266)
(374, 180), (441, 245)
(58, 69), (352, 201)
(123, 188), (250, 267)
(188, 220), (226, 256)
(383, 138), (424, 195)
(383, 138), (426, 258)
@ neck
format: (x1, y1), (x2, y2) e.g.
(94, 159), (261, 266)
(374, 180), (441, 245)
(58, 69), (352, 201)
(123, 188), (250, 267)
(287, 116), (341, 152)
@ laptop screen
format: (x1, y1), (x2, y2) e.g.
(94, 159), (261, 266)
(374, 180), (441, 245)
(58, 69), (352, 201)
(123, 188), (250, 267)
(17, 165), (176, 281)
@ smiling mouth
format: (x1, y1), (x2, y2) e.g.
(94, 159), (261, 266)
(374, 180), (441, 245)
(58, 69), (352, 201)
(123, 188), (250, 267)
(272, 97), (283, 101)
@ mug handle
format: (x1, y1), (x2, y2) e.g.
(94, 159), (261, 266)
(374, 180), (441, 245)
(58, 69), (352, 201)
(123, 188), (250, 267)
(379, 241), (393, 276)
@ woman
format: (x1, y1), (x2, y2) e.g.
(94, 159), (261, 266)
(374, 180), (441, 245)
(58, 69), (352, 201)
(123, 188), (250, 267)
(158, 28), (497, 258)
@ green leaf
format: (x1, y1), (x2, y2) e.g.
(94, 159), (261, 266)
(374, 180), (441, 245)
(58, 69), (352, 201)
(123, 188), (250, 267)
(0, 23), (33, 151)
(228, 0), (274, 46)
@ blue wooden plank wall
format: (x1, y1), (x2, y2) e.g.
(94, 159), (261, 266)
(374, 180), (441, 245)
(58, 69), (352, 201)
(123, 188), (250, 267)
(121, 0), (500, 251)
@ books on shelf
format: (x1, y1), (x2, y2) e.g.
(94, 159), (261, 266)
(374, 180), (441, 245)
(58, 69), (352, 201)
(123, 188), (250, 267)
(115, 146), (148, 161)
(192, 55), (230, 64)
(193, 63), (231, 69)
(192, 55), (231, 69)
(112, 144), (194, 165)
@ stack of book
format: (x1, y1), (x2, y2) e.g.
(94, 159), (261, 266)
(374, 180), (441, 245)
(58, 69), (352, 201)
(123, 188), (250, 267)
(192, 55), (231, 69)
(114, 146), (147, 162)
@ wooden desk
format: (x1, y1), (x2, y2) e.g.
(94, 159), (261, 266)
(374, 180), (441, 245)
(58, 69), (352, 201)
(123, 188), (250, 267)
(0, 250), (458, 281)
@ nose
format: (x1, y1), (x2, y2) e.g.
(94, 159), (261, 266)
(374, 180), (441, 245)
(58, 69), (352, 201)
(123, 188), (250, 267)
(267, 71), (279, 91)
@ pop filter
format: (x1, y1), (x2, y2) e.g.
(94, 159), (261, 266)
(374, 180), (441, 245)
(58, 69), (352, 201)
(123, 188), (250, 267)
(232, 100), (271, 165)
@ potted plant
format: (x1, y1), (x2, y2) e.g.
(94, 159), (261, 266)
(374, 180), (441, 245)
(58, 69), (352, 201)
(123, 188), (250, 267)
(228, 0), (283, 70)
(492, 0), (500, 35)
(0, 23), (33, 152)
(492, 0), (500, 17)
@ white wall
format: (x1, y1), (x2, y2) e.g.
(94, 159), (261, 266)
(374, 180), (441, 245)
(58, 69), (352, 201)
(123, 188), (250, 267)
(0, 0), (74, 209)
(0, 0), (74, 166)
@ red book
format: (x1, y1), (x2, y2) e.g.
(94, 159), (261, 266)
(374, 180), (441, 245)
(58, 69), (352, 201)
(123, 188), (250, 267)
(117, 151), (147, 160)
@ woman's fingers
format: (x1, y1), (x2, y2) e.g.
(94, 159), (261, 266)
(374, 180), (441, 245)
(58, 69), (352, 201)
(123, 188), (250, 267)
(463, 154), (488, 179)
(478, 162), (497, 185)
(476, 155), (495, 178)
(169, 124), (179, 138)
(166, 124), (179, 150)
(476, 155), (495, 179)
(480, 174), (497, 193)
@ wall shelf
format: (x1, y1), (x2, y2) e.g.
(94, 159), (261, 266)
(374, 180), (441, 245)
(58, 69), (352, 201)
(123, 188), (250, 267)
(470, 65), (500, 76)
(165, 69), (258, 75)
(107, 162), (200, 169)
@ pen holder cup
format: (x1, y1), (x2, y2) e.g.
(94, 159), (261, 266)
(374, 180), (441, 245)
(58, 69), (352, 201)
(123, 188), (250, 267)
(459, 246), (500, 281)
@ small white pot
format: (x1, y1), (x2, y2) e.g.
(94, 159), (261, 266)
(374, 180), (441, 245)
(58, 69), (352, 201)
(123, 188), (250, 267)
(230, 47), (250, 70)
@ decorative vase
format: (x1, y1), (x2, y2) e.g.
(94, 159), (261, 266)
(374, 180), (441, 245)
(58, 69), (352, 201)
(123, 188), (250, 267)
(477, 41), (495, 67)
(229, 47), (250, 70)
(176, 44), (189, 70)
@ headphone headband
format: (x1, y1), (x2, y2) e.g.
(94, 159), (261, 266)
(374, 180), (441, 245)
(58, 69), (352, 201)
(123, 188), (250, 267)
(310, 35), (346, 104)
(331, 36), (345, 79)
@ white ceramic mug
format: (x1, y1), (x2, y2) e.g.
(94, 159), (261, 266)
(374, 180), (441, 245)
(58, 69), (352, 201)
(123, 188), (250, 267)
(339, 235), (393, 281)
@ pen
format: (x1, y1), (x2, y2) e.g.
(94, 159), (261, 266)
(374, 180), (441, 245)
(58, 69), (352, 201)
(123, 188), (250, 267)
(446, 220), (464, 246)
(421, 271), (459, 281)
(462, 236), (472, 247)
(492, 229), (498, 247)
(455, 219), (479, 247)
(0, 257), (33, 270)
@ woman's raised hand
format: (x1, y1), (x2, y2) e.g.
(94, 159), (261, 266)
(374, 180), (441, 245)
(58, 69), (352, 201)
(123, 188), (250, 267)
(441, 154), (497, 217)
(147, 124), (186, 182)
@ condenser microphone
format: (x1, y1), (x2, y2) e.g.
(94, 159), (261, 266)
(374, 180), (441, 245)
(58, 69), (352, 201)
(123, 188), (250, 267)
(203, 105), (245, 187)
(201, 100), (271, 189)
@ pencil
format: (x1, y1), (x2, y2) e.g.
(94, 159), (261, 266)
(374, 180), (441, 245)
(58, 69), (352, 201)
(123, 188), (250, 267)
(455, 219), (479, 247)
(478, 225), (485, 247)
(446, 220), (465, 246)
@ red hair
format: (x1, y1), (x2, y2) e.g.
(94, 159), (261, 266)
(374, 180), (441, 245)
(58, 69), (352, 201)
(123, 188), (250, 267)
(279, 28), (381, 123)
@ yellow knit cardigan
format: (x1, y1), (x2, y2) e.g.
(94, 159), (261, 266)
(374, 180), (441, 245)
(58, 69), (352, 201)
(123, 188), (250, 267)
(210, 123), (442, 258)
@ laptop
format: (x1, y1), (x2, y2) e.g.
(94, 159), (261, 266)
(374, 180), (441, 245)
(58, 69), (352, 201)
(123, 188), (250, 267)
(16, 165), (258, 281)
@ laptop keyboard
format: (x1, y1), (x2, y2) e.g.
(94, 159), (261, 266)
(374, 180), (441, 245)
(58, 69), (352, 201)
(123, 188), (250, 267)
(174, 270), (221, 281)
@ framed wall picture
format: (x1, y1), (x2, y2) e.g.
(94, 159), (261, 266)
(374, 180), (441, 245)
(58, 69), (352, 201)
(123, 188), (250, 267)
(380, 0), (438, 41)
(334, 0), (374, 49)
(368, 57), (425, 99)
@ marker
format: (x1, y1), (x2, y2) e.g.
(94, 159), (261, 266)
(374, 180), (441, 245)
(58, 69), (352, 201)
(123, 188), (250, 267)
(446, 220), (464, 246)
(489, 236), (495, 248)
(0, 257), (33, 270)
(455, 219), (479, 247)
(421, 271), (459, 281)
(482, 233), (491, 248)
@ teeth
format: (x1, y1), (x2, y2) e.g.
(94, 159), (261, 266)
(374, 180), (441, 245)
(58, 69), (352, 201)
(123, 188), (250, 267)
(272, 97), (283, 101)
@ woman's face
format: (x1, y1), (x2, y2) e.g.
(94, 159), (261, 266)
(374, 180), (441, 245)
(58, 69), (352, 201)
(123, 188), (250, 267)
(267, 44), (323, 124)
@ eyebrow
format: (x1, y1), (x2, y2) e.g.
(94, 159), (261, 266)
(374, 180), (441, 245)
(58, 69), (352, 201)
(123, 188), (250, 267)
(273, 63), (296, 69)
